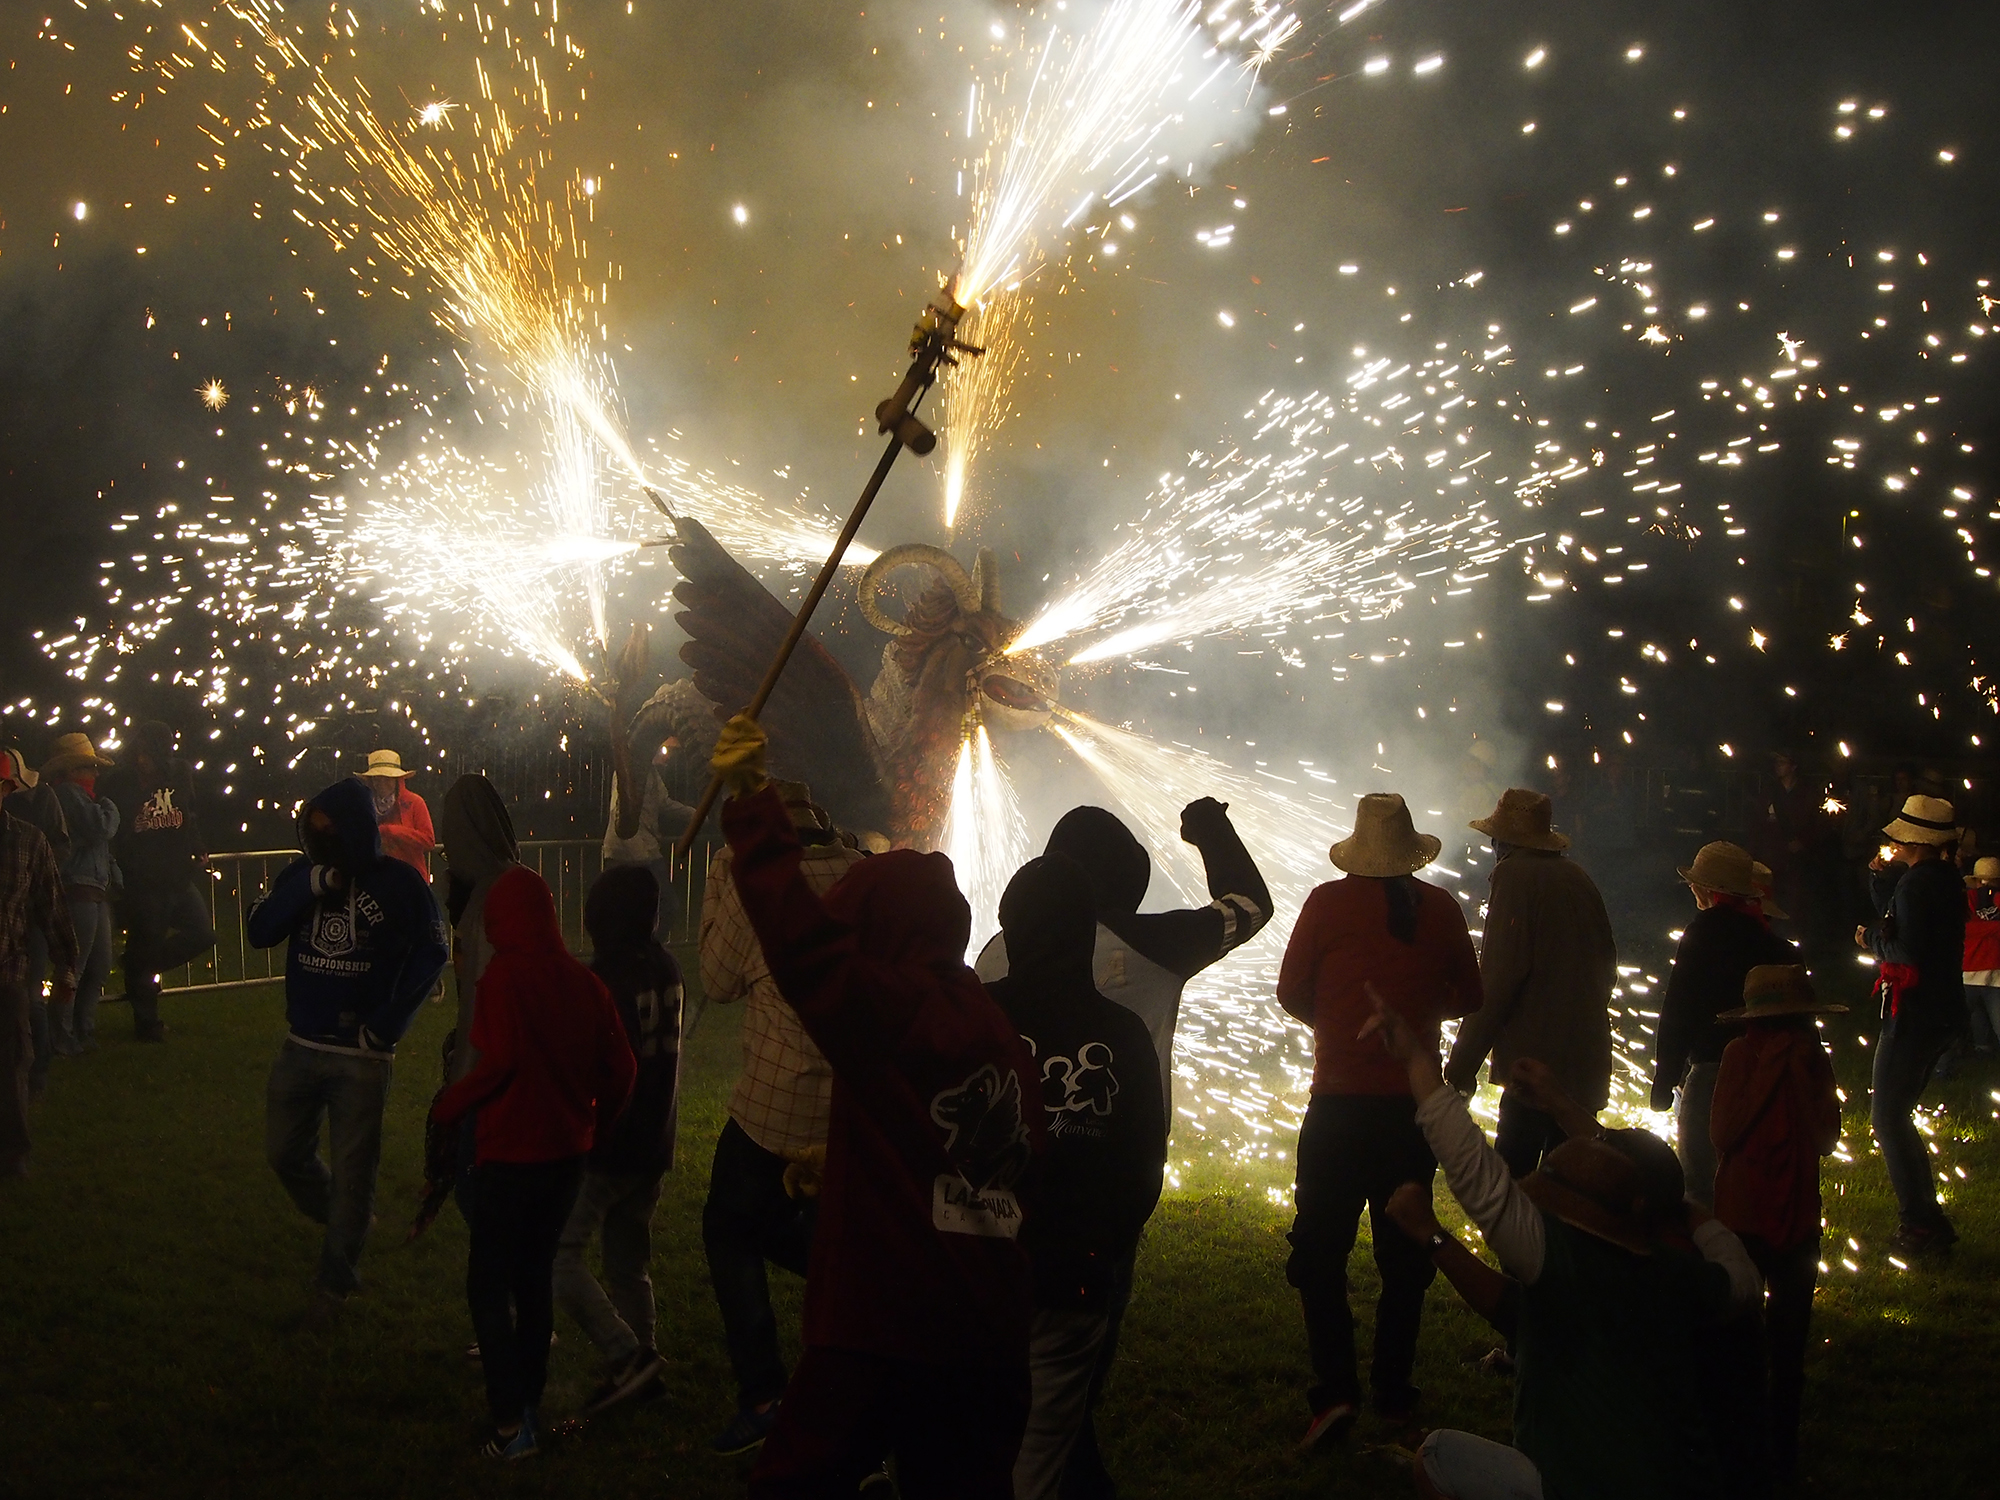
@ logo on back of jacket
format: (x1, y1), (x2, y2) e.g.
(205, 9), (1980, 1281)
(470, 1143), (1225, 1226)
(928, 1063), (1032, 1240)
(132, 788), (184, 833)
(1018, 1032), (1120, 1144)
(304, 887), (388, 977)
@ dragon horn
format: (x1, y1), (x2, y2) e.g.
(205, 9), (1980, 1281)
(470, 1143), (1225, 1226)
(973, 549), (1001, 614)
(858, 544), (978, 636)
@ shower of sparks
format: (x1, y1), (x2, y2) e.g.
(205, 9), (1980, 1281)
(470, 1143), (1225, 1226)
(198, 379), (228, 411)
(940, 723), (1033, 956)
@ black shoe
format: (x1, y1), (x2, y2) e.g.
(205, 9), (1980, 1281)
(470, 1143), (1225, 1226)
(1373, 1385), (1422, 1422)
(582, 1348), (665, 1416)
(711, 1400), (781, 1456)
(1477, 1346), (1516, 1377)
(135, 1021), (168, 1043)
(1892, 1219), (1958, 1257)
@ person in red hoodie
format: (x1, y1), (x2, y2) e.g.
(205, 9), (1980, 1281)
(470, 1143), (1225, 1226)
(709, 713), (1042, 1500)
(1962, 856), (2000, 1056)
(354, 749), (436, 876)
(430, 865), (636, 1462)
(1710, 963), (1845, 1488)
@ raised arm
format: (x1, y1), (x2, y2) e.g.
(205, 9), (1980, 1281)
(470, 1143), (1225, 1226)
(1107, 799), (1273, 980)
(1385, 1181), (1520, 1337)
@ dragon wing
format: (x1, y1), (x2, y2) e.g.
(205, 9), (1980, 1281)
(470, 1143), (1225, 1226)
(668, 515), (893, 835)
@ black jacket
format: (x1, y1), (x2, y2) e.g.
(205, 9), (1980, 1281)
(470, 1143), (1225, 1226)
(1868, 857), (1968, 1033)
(585, 865), (683, 1176)
(987, 967), (1167, 1310)
(1653, 904), (1797, 1088)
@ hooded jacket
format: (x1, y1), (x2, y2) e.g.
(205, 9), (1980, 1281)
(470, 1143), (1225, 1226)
(432, 866), (637, 1164)
(363, 778), (435, 875)
(986, 854), (1166, 1310)
(101, 723), (205, 889)
(585, 864), (683, 1175)
(439, 774), (520, 1083)
(246, 778), (449, 1054)
(977, 800), (1270, 1110)
(724, 782), (1043, 1368)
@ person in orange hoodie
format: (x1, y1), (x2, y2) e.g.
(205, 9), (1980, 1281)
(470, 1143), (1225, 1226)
(1710, 963), (1845, 1488)
(431, 865), (636, 1461)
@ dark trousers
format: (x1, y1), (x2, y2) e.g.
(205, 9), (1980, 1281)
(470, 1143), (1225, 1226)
(1494, 1091), (1567, 1179)
(1, 983), (30, 1172)
(120, 878), (215, 1028)
(467, 1155), (586, 1426)
(748, 1347), (1029, 1500)
(1057, 1247), (1136, 1500)
(1286, 1093), (1438, 1412)
(1870, 1015), (1954, 1227)
(702, 1117), (818, 1409)
(1747, 1233), (1819, 1484)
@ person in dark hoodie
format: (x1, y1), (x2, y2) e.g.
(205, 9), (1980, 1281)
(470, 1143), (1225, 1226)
(432, 865), (637, 1462)
(101, 720), (215, 1041)
(553, 863), (685, 1416)
(248, 778), (449, 1313)
(986, 853), (1166, 1500)
(976, 797), (1268, 1496)
(709, 714), (1042, 1499)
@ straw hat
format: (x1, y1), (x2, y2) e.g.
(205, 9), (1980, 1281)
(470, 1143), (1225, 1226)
(1470, 787), (1569, 851)
(43, 732), (115, 775)
(1882, 794), (1960, 846)
(0, 748), (37, 790)
(1717, 963), (1847, 1021)
(1966, 856), (2000, 888)
(1328, 793), (1441, 877)
(360, 748), (416, 779)
(773, 779), (832, 831)
(1521, 1138), (1653, 1256)
(1678, 840), (1787, 919)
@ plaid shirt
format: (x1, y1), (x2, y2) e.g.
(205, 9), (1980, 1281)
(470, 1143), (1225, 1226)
(0, 811), (79, 991)
(701, 835), (865, 1156)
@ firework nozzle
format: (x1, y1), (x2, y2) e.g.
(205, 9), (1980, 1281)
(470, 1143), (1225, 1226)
(874, 281), (983, 458)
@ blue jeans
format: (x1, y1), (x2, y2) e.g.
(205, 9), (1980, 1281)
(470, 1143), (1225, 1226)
(58, 898), (115, 1048)
(702, 1118), (817, 1409)
(265, 1040), (395, 1294)
(1870, 1016), (1954, 1228)
(1966, 981), (2000, 1053)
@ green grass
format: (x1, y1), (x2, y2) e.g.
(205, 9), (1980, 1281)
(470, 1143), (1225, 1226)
(4, 956), (1999, 1497)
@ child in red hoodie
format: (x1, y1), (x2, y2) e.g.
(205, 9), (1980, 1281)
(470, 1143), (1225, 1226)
(431, 865), (636, 1461)
(1709, 962), (1844, 1488)
(710, 715), (1042, 1499)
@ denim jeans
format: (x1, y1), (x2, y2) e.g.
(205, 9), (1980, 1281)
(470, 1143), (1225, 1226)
(121, 878), (217, 1028)
(1966, 980), (2000, 1053)
(56, 898), (115, 1049)
(1014, 1306), (1112, 1500)
(702, 1118), (818, 1409)
(555, 1165), (665, 1364)
(1674, 1061), (1721, 1207)
(264, 1039), (395, 1294)
(1870, 1015), (1954, 1228)
(1286, 1093), (1439, 1413)
(469, 1155), (586, 1426)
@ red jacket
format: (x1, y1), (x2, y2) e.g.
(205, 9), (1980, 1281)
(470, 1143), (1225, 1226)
(723, 784), (1042, 1369)
(1710, 1021), (1841, 1251)
(433, 866), (635, 1164)
(1278, 875), (1482, 1095)
(1965, 887), (2000, 974)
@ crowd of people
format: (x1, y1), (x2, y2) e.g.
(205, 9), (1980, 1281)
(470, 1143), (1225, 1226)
(3, 710), (1998, 1499)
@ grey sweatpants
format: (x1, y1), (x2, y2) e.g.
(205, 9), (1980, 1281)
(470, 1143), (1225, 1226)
(554, 1165), (665, 1363)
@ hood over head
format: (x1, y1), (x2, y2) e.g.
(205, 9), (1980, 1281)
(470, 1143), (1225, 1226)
(586, 863), (660, 951)
(485, 864), (566, 956)
(998, 853), (1098, 982)
(441, 774), (519, 883)
(300, 777), (383, 875)
(823, 849), (971, 967)
(1045, 805), (1151, 916)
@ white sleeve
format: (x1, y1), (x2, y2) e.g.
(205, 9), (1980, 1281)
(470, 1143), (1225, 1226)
(1692, 1218), (1762, 1311)
(1415, 1084), (1547, 1283)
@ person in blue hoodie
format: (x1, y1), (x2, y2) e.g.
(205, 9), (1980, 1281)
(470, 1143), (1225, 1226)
(249, 778), (448, 1315)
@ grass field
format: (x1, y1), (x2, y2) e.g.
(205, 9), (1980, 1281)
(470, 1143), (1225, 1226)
(4, 952), (1999, 1498)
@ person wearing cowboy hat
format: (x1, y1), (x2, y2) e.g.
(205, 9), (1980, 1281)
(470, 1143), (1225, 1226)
(39, 734), (122, 1056)
(352, 748), (436, 877)
(1648, 843), (1798, 1207)
(1709, 965), (1844, 1488)
(1446, 789), (1619, 1178)
(1857, 794), (1966, 1255)
(1276, 793), (1482, 1445)
(1960, 856), (2000, 1059)
(1364, 988), (1759, 1500)
(0, 747), (80, 1177)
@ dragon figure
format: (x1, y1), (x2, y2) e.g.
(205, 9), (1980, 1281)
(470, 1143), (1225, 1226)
(666, 516), (1061, 848)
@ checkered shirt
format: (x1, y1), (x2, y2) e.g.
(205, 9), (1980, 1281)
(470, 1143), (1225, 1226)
(701, 837), (865, 1156)
(0, 811), (78, 991)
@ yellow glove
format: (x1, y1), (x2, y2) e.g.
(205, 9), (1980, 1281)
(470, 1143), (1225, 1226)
(710, 712), (771, 797)
(782, 1144), (827, 1199)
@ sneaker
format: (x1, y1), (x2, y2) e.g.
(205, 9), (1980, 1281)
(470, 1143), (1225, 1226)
(1298, 1401), (1357, 1451)
(858, 1465), (897, 1495)
(1891, 1219), (1959, 1257)
(582, 1348), (665, 1416)
(1477, 1347), (1516, 1377)
(481, 1410), (539, 1462)
(711, 1400), (781, 1456)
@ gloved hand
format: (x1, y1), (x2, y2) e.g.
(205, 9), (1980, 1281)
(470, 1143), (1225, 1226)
(1180, 796), (1232, 845)
(710, 713), (771, 798)
(1649, 1078), (1676, 1114)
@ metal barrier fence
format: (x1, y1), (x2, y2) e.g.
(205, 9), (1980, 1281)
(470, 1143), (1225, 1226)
(144, 839), (720, 998)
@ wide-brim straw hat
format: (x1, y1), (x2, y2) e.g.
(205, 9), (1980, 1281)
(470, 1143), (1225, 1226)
(1717, 962), (1847, 1021)
(0, 748), (37, 789)
(1329, 792), (1441, 877)
(1521, 1139), (1653, 1256)
(1967, 856), (2000, 888)
(361, 748), (416, 779)
(43, 732), (115, 775)
(773, 778), (831, 831)
(1883, 794), (1960, 846)
(1677, 840), (1788, 920)
(1470, 787), (1569, 851)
